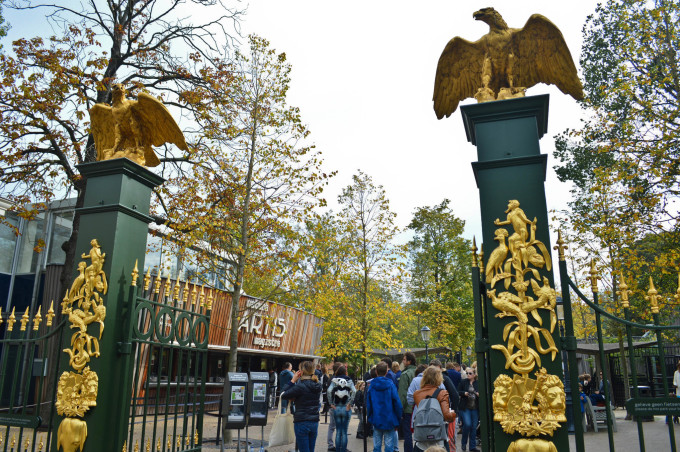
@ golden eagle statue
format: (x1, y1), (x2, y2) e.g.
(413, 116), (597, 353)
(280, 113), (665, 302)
(433, 7), (584, 119)
(89, 84), (188, 167)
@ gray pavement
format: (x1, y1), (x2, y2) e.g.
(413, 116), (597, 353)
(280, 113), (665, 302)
(202, 407), (679, 452)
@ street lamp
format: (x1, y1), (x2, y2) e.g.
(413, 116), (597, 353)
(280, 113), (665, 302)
(420, 326), (431, 362)
(466, 345), (472, 365)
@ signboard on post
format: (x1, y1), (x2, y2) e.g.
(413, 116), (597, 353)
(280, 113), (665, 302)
(248, 372), (270, 426)
(223, 372), (249, 429)
(625, 397), (680, 416)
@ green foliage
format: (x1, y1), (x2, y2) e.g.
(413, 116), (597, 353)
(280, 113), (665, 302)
(0, 0), (8, 50)
(553, 0), (680, 328)
(406, 199), (473, 351)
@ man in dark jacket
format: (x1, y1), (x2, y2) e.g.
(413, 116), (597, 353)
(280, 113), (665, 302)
(397, 352), (417, 452)
(367, 362), (403, 452)
(446, 362), (462, 388)
(279, 362), (295, 413)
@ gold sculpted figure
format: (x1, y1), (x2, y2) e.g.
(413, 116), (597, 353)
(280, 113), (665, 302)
(507, 439), (557, 452)
(57, 418), (87, 452)
(89, 84), (188, 167)
(433, 7), (584, 118)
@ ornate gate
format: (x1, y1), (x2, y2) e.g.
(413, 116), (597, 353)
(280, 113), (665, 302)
(124, 268), (211, 452)
(0, 303), (63, 451)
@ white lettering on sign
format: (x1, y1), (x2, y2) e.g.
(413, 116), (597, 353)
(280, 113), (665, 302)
(237, 303), (287, 348)
(253, 337), (281, 348)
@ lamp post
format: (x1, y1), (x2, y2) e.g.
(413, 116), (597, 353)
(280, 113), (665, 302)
(466, 345), (472, 366)
(556, 303), (574, 433)
(420, 326), (431, 362)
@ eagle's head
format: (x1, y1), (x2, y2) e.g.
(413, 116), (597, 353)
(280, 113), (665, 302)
(111, 83), (126, 102)
(473, 7), (508, 30)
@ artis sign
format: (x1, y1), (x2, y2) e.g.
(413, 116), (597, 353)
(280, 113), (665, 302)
(238, 301), (287, 349)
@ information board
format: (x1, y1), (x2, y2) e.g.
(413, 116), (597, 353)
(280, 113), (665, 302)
(625, 397), (680, 416)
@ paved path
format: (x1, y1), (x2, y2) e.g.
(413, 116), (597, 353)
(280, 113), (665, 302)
(202, 408), (680, 451)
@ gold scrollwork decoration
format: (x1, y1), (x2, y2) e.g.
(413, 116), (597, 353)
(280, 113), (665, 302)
(507, 438), (558, 452)
(57, 239), (107, 452)
(486, 201), (564, 437)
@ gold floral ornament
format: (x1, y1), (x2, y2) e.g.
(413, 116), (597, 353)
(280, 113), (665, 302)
(89, 83), (189, 168)
(57, 239), (107, 452)
(493, 369), (566, 436)
(486, 201), (564, 437)
(55, 367), (99, 417)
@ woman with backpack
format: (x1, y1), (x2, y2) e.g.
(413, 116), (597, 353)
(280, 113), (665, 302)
(327, 365), (356, 452)
(413, 366), (455, 452)
(280, 361), (323, 452)
(457, 367), (479, 452)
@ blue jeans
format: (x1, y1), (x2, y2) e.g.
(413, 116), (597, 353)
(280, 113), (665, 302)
(373, 428), (395, 452)
(333, 406), (351, 452)
(400, 412), (413, 452)
(460, 409), (479, 450)
(294, 421), (319, 452)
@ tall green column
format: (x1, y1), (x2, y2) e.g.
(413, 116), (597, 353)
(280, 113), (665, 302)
(461, 95), (569, 452)
(54, 158), (164, 452)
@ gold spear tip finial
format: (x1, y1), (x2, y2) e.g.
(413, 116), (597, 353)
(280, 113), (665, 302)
(46, 301), (55, 326)
(132, 259), (139, 287)
(471, 237), (479, 268)
(645, 276), (660, 314)
(33, 305), (42, 331)
(7, 307), (16, 331)
(589, 259), (601, 293)
(554, 229), (566, 261)
(20, 307), (30, 331)
(617, 272), (630, 308)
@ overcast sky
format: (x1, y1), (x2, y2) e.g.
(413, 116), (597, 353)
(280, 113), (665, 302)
(230, 0), (602, 243)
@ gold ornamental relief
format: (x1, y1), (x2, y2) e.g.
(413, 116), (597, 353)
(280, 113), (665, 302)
(55, 367), (99, 417)
(493, 369), (566, 436)
(57, 239), (107, 452)
(485, 201), (564, 438)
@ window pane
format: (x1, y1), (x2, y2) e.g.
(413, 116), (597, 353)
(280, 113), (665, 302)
(47, 210), (74, 265)
(0, 213), (19, 274)
(16, 212), (45, 274)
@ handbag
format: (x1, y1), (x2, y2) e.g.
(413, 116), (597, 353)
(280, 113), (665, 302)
(269, 393), (296, 447)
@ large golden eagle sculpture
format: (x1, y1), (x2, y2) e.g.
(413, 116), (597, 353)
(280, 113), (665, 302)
(433, 7), (584, 119)
(89, 84), (188, 167)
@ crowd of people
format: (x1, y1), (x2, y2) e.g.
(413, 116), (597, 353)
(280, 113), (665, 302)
(276, 356), (481, 452)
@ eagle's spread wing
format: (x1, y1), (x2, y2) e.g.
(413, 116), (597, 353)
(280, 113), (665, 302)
(131, 92), (189, 167)
(433, 37), (485, 119)
(512, 14), (584, 100)
(89, 104), (115, 161)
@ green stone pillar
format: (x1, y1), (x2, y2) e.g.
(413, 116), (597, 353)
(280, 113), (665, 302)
(54, 158), (164, 452)
(461, 95), (569, 452)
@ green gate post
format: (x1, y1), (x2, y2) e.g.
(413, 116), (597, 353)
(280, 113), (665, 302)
(648, 281), (678, 452)
(461, 95), (569, 452)
(54, 159), (164, 452)
(557, 249), (586, 452)
(588, 265), (616, 450)
(618, 276), (646, 452)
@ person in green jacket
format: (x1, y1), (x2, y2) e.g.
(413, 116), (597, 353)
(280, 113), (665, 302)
(397, 352), (417, 452)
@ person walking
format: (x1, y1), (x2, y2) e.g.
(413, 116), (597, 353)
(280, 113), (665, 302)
(413, 366), (455, 452)
(280, 361), (322, 452)
(367, 361), (403, 452)
(280, 362), (295, 413)
(398, 352), (418, 452)
(457, 367), (479, 452)
(673, 361), (680, 423)
(327, 362), (341, 450)
(328, 365), (356, 452)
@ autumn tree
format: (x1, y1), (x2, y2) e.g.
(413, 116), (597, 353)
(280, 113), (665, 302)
(0, 0), (242, 293)
(0, 0), (8, 50)
(553, 0), (680, 399)
(164, 35), (332, 374)
(334, 171), (407, 370)
(406, 199), (473, 352)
